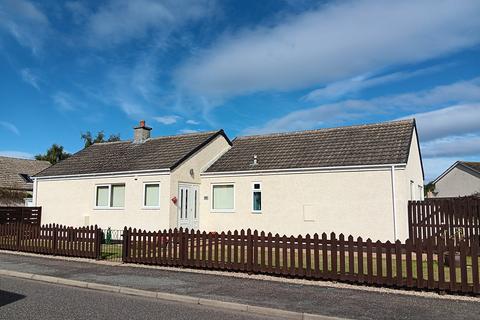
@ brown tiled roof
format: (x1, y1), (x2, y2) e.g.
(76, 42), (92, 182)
(36, 130), (230, 177)
(461, 162), (480, 174)
(206, 119), (416, 173)
(0, 157), (50, 190)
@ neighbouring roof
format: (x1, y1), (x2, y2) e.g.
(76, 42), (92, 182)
(36, 130), (231, 177)
(206, 119), (416, 173)
(0, 156), (50, 190)
(461, 162), (480, 174)
(432, 161), (480, 184)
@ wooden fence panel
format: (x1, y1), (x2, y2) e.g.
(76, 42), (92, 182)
(0, 207), (41, 225)
(409, 198), (480, 247)
(0, 223), (99, 258)
(6, 224), (478, 296)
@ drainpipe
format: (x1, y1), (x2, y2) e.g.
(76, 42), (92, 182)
(391, 165), (397, 240)
(33, 178), (38, 206)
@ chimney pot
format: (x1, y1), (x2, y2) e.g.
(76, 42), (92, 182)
(133, 120), (152, 143)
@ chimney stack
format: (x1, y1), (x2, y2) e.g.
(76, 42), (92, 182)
(133, 120), (152, 143)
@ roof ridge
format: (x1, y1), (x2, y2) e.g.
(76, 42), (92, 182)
(0, 155), (46, 162)
(236, 119), (414, 140)
(147, 130), (220, 140)
(92, 130), (221, 145)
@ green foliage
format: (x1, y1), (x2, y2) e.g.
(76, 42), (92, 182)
(35, 144), (71, 164)
(81, 131), (121, 148)
(424, 181), (436, 197)
(106, 228), (112, 245)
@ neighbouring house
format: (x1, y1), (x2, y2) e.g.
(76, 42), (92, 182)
(0, 156), (50, 206)
(34, 119), (423, 241)
(428, 161), (480, 198)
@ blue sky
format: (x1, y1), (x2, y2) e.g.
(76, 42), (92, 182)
(0, 0), (479, 181)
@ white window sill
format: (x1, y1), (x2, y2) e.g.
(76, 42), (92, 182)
(142, 206), (161, 210)
(211, 209), (235, 213)
(93, 207), (125, 210)
(251, 211), (262, 214)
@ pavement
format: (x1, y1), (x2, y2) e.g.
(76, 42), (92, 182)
(0, 252), (479, 319)
(0, 276), (278, 320)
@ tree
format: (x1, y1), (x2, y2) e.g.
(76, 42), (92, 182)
(81, 131), (121, 148)
(424, 181), (437, 197)
(35, 144), (71, 164)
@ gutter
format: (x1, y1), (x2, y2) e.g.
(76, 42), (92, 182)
(34, 169), (170, 181)
(201, 163), (407, 177)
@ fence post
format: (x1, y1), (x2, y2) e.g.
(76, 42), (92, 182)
(52, 224), (58, 255)
(122, 227), (129, 263)
(15, 222), (22, 250)
(247, 229), (253, 274)
(95, 226), (102, 259)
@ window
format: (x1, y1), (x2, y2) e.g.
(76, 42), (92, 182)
(19, 173), (33, 183)
(111, 185), (125, 207)
(212, 184), (234, 211)
(143, 183), (160, 208)
(252, 182), (262, 213)
(96, 186), (109, 207)
(95, 184), (125, 208)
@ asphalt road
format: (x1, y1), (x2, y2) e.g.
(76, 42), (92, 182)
(0, 276), (277, 320)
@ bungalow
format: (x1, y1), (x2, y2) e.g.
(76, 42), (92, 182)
(428, 161), (480, 198)
(34, 119), (423, 241)
(0, 156), (50, 206)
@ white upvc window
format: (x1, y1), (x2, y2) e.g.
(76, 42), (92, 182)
(252, 182), (262, 213)
(95, 184), (125, 209)
(211, 183), (235, 212)
(143, 182), (161, 208)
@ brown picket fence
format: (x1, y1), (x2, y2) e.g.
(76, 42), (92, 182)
(409, 198), (480, 247)
(123, 228), (480, 295)
(0, 223), (101, 258)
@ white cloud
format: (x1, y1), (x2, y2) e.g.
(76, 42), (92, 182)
(0, 150), (33, 159)
(20, 68), (39, 90)
(85, 0), (216, 48)
(154, 115), (180, 125)
(186, 119), (200, 125)
(244, 78), (480, 135)
(178, 129), (198, 134)
(176, 0), (480, 98)
(422, 135), (480, 158)
(52, 92), (78, 111)
(405, 104), (480, 142)
(0, 0), (50, 54)
(303, 65), (449, 102)
(0, 121), (19, 135)
(65, 1), (89, 25)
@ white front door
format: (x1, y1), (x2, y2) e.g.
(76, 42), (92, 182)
(178, 184), (199, 230)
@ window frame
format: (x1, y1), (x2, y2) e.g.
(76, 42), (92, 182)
(142, 182), (161, 209)
(211, 183), (235, 213)
(94, 183), (126, 210)
(251, 182), (262, 213)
